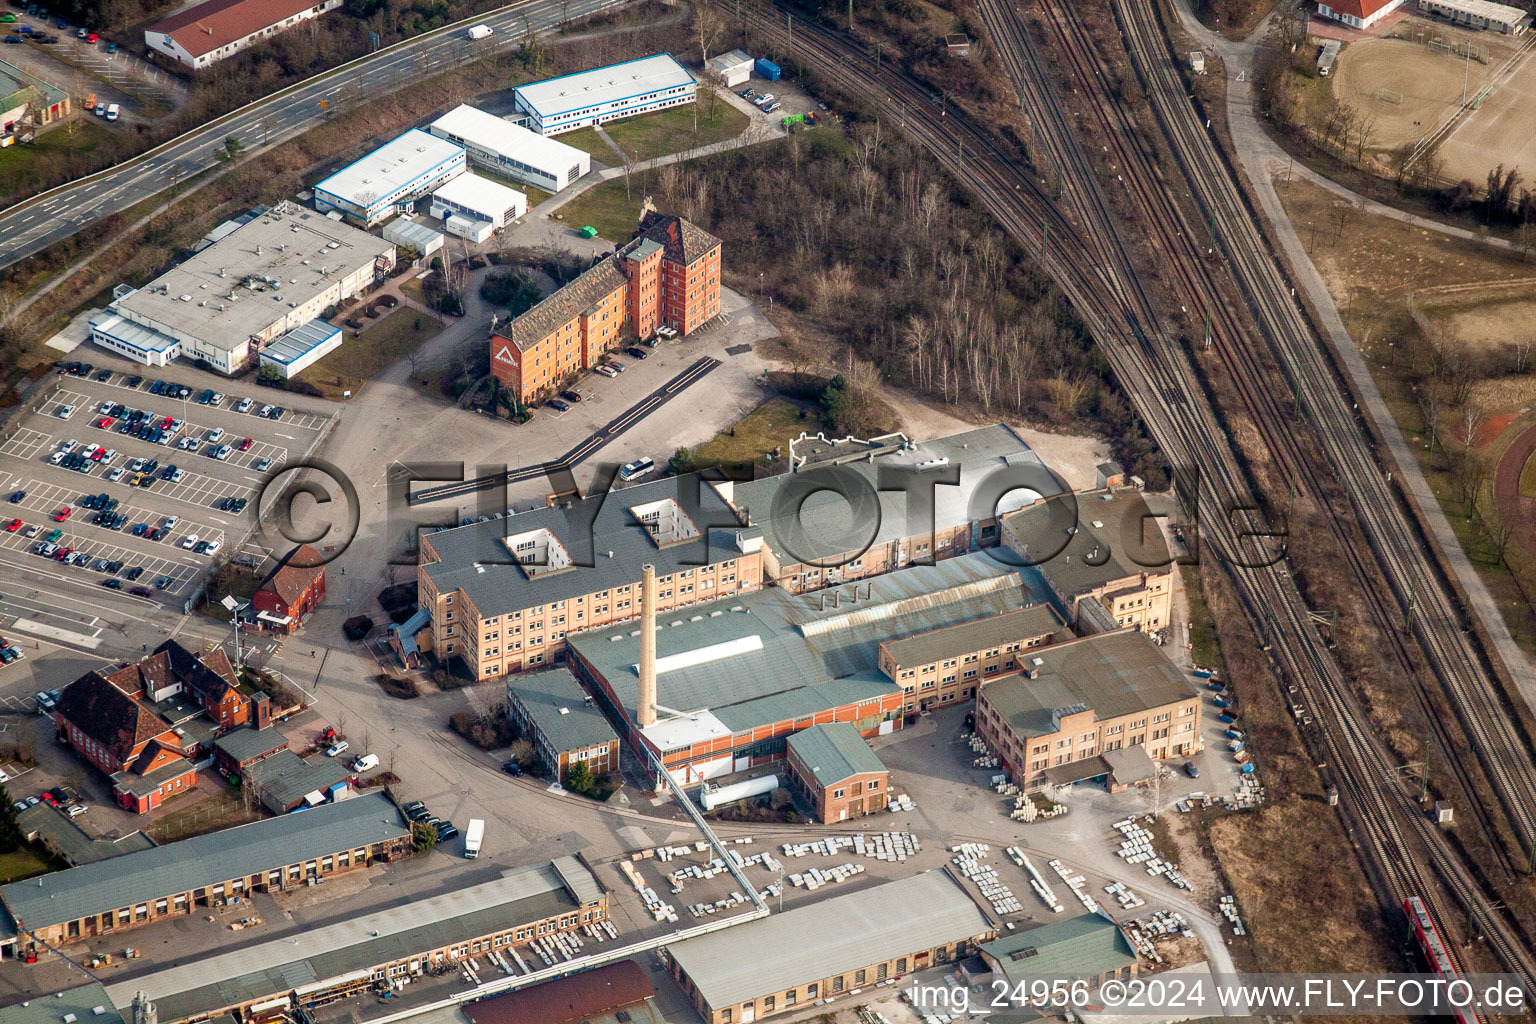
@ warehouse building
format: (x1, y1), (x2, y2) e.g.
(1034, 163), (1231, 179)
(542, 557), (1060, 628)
(429, 104), (592, 191)
(314, 129), (467, 226)
(513, 54), (697, 135)
(567, 553), (1047, 784)
(877, 604), (1070, 712)
(728, 424), (1063, 595)
(93, 203), (394, 374)
(979, 915), (1138, 992)
(257, 318), (342, 379)
(974, 630), (1202, 793)
(491, 212), (721, 402)
(1, 982), (125, 1024)
(1001, 488), (1173, 633)
(506, 667), (621, 782)
(0, 793), (409, 953)
(667, 872), (994, 1024)
(417, 473), (764, 679)
(704, 49), (755, 87)
(101, 856), (609, 1024)
(146, 0), (343, 67)
(1416, 0), (1527, 32)
(784, 723), (889, 822)
(382, 216), (445, 259)
(430, 171), (529, 239)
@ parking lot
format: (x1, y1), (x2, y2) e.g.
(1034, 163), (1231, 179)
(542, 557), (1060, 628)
(0, 360), (334, 604)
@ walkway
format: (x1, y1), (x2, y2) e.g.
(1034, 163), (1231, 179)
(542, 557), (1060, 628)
(1170, 0), (1536, 685)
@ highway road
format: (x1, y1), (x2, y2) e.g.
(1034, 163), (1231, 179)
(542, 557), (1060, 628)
(0, 0), (633, 271)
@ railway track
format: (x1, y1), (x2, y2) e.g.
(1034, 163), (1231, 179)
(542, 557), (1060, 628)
(737, 0), (1536, 987)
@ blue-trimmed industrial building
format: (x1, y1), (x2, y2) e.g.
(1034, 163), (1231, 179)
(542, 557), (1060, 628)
(314, 129), (467, 226)
(258, 319), (343, 379)
(512, 54), (697, 136)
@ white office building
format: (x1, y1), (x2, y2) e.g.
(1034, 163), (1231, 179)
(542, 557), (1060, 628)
(92, 203), (394, 375)
(314, 129), (466, 226)
(428, 104), (591, 192)
(512, 54), (697, 136)
(430, 172), (528, 237)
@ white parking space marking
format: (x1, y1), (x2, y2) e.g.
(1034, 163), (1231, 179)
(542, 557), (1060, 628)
(1, 527), (198, 592)
(0, 429), (51, 462)
(4, 478), (227, 550)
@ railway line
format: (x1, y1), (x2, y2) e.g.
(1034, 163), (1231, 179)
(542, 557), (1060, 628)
(738, 0), (1536, 988)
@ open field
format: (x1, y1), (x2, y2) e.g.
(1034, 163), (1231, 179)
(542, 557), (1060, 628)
(689, 397), (810, 470)
(557, 177), (642, 242)
(298, 308), (441, 399)
(600, 101), (749, 160)
(0, 120), (120, 199)
(1330, 37), (1478, 148)
(1438, 42), (1536, 185)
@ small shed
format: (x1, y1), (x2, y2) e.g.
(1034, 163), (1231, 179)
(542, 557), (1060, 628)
(382, 216), (444, 259)
(946, 33), (971, 56)
(706, 49), (754, 87)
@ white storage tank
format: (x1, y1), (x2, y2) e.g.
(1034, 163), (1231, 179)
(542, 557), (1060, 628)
(701, 774), (781, 810)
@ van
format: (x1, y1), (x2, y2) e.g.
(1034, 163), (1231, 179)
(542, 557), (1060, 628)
(352, 754), (379, 773)
(105, 103), (118, 121)
(84, 92), (95, 111)
(619, 456), (655, 481)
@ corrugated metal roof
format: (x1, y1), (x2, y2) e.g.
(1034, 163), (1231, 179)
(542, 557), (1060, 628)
(881, 605), (1069, 666)
(1001, 489), (1170, 599)
(786, 722), (886, 786)
(667, 872), (992, 1008)
(1, 794), (406, 931)
(981, 914), (1136, 985)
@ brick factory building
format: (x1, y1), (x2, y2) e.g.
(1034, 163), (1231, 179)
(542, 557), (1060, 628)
(974, 630), (1202, 792)
(506, 667), (621, 782)
(979, 915), (1138, 991)
(784, 722), (889, 822)
(667, 872), (994, 1024)
(490, 212), (721, 402)
(1000, 488), (1173, 634)
(0, 794), (409, 953)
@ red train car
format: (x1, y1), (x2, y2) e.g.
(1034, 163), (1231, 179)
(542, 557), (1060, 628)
(1404, 896), (1481, 1024)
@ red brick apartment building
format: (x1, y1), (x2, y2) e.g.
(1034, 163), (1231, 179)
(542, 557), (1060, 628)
(490, 213), (721, 402)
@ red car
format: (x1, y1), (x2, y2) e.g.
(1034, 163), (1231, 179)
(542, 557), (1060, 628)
(86, 31), (97, 43)
(238, 437), (253, 452)
(90, 448), (104, 461)
(53, 506), (72, 521)
(41, 793), (57, 806)
(96, 416), (114, 429)
(161, 417), (174, 429)
(53, 547), (72, 561)
(4, 518), (21, 532)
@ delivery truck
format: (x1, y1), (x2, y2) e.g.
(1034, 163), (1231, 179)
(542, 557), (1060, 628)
(467, 23), (491, 39)
(464, 818), (485, 858)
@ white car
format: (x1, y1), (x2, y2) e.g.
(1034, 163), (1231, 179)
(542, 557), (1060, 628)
(49, 452), (66, 465)
(214, 445), (232, 461)
(206, 427), (224, 443)
(66, 803), (87, 818)
(325, 741), (350, 758)
(211, 393), (225, 404)
(595, 364), (619, 378)
(204, 539), (221, 554)
(101, 449), (117, 465)
(236, 398), (253, 413)
(60, 439), (78, 453)
(56, 404), (75, 419)
(107, 467), (125, 482)
(164, 515), (180, 528)
(180, 533), (199, 550)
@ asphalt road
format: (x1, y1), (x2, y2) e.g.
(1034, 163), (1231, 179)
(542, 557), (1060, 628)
(0, 0), (632, 270)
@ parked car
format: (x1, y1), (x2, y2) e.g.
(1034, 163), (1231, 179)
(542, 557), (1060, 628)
(100, 579), (123, 590)
(559, 390), (582, 404)
(129, 585), (152, 597)
(325, 741), (350, 757)
(625, 346), (649, 359)
(180, 534), (199, 550)
(546, 398), (570, 413)
(594, 364), (619, 378)
(1184, 762), (1201, 779)
(254, 457), (272, 472)
(500, 759), (523, 777)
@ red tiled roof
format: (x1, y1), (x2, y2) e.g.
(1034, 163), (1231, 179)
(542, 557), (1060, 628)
(1321, 0), (1398, 18)
(260, 544), (325, 608)
(148, 0), (323, 59)
(637, 212), (720, 265)
(463, 961), (653, 1024)
(56, 672), (174, 763)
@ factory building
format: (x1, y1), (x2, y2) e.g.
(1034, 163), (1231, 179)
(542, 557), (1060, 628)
(0, 794), (410, 954)
(513, 54), (697, 136)
(974, 630), (1202, 793)
(979, 915), (1139, 991)
(1416, 0), (1528, 32)
(430, 171), (528, 240)
(100, 856), (609, 1024)
(145, 0), (343, 68)
(416, 473), (765, 679)
(91, 203), (394, 374)
(667, 872), (994, 1024)
(490, 212), (721, 402)
(1000, 487), (1173, 634)
(429, 104), (592, 191)
(314, 129), (467, 226)
(877, 604), (1071, 713)
(728, 425), (1064, 595)
(784, 723), (889, 822)
(506, 667), (621, 781)
(566, 553), (1054, 784)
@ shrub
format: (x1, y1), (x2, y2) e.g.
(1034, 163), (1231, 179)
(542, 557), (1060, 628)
(343, 615), (374, 642)
(448, 704), (515, 749)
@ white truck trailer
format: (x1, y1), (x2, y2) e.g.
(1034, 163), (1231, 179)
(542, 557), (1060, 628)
(465, 818), (485, 857)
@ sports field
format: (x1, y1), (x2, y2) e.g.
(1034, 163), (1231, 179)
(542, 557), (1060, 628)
(1330, 37), (1489, 148)
(1438, 44), (1536, 184)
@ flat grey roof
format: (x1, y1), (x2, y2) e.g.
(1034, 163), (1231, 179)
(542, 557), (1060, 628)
(1002, 489), (1171, 599)
(17, 803), (157, 867)
(104, 859), (599, 1020)
(515, 54), (695, 119)
(314, 129), (464, 209)
(112, 203), (392, 351)
(786, 722), (886, 787)
(979, 631), (1199, 739)
(509, 668), (618, 753)
(244, 749), (351, 808)
(569, 552), (1032, 736)
(422, 474), (758, 619)
(734, 424), (1063, 567)
(213, 726), (290, 764)
(0, 793), (405, 930)
(668, 872), (992, 1008)
(880, 604), (1069, 666)
(260, 319), (340, 366)
(1, 982), (125, 1024)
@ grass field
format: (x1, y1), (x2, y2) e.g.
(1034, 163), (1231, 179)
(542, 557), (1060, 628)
(0, 844), (59, 884)
(556, 178), (643, 242)
(298, 307), (440, 399)
(691, 398), (811, 471)
(601, 102), (748, 161)
(0, 119), (118, 198)
(556, 127), (612, 160)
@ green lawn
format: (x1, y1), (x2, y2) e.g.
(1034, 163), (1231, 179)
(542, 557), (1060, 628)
(602, 101), (749, 162)
(691, 398), (812, 472)
(0, 844), (61, 884)
(0, 119), (119, 198)
(556, 178), (643, 243)
(556, 127), (614, 160)
(297, 306), (440, 398)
